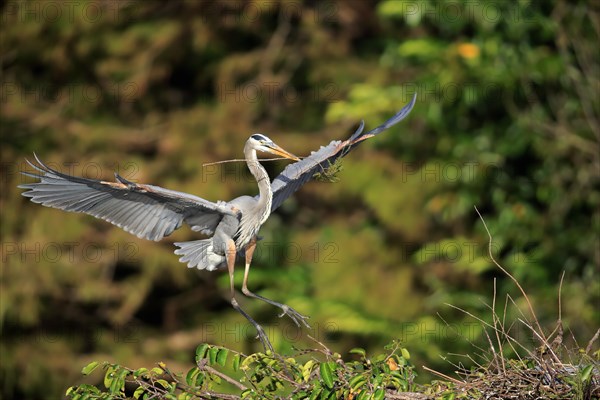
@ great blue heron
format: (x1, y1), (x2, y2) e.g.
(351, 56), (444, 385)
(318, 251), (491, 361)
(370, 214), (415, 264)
(19, 94), (416, 351)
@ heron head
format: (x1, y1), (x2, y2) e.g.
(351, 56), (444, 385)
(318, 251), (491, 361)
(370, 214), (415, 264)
(248, 134), (300, 161)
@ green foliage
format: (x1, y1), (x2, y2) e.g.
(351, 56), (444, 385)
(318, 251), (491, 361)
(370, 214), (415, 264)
(312, 158), (344, 183)
(67, 362), (178, 400)
(66, 342), (418, 399)
(1, 1), (598, 398)
(66, 337), (600, 399)
(327, 0), (599, 362)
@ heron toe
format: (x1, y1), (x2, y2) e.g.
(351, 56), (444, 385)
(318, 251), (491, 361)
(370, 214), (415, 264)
(278, 305), (311, 329)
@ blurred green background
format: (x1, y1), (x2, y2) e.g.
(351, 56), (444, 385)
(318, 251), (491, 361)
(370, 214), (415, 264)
(1, 1), (598, 398)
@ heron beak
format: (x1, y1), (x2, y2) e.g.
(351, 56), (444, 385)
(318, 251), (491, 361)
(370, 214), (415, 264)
(266, 143), (300, 161)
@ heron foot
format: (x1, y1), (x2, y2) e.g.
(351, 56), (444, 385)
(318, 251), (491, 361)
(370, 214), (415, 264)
(231, 297), (275, 353)
(255, 324), (275, 354)
(241, 288), (311, 329)
(278, 304), (311, 329)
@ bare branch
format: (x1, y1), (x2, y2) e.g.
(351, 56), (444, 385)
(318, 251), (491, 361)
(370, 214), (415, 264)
(198, 363), (248, 392)
(474, 206), (547, 343)
(585, 328), (600, 355)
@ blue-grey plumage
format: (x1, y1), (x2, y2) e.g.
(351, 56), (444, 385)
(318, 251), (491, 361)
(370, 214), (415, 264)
(173, 134), (300, 272)
(19, 93), (416, 351)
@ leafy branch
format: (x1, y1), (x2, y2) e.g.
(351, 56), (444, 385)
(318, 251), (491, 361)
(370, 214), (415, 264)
(66, 340), (418, 400)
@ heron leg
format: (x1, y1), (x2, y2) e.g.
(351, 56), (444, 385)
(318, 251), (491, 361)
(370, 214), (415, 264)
(225, 239), (274, 353)
(242, 238), (310, 329)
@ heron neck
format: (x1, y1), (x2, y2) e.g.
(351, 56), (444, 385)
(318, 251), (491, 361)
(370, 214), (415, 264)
(244, 146), (272, 223)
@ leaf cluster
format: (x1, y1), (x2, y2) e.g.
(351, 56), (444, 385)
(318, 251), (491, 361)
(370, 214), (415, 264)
(66, 340), (417, 400)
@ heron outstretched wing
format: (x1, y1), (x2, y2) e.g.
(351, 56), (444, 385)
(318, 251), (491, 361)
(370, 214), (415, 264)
(268, 93), (417, 212)
(19, 154), (237, 241)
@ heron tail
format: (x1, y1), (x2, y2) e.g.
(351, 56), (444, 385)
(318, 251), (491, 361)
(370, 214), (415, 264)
(174, 239), (226, 271)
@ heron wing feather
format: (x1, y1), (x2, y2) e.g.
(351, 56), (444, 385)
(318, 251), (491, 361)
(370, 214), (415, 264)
(19, 154), (236, 241)
(268, 93), (416, 212)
